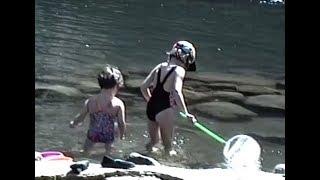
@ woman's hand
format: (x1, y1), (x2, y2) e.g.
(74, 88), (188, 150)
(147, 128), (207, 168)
(185, 112), (197, 124)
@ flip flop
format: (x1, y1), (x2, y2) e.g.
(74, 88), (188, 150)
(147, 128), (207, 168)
(101, 155), (135, 169)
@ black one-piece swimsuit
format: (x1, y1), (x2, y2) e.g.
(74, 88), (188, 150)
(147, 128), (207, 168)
(146, 66), (177, 121)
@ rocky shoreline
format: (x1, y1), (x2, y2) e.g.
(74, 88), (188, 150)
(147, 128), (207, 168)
(35, 158), (285, 180)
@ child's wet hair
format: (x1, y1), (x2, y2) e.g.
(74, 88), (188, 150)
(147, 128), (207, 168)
(97, 64), (124, 89)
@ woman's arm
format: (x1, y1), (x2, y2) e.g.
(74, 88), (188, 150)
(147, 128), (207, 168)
(140, 63), (162, 102)
(172, 67), (196, 123)
(70, 99), (89, 128)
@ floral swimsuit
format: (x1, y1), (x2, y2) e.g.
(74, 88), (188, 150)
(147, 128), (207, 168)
(87, 101), (116, 143)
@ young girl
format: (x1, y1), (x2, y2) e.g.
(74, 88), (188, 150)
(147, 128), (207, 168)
(70, 65), (126, 155)
(140, 40), (197, 156)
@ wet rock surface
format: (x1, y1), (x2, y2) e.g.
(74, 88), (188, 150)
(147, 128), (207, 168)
(190, 101), (258, 121)
(244, 95), (285, 113)
(35, 70), (285, 118)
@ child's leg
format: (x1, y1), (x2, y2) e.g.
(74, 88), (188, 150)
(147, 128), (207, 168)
(156, 108), (175, 155)
(146, 120), (160, 151)
(83, 138), (95, 154)
(104, 143), (112, 155)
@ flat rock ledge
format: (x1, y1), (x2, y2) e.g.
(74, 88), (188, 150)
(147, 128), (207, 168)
(35, 160), (284, 180)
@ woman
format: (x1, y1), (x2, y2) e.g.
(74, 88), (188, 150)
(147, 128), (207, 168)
(140, 40), (197, 156)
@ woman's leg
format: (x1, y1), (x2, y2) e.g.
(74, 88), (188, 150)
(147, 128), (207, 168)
(146, 120), (160, 151)
(156, 108), (176, 155)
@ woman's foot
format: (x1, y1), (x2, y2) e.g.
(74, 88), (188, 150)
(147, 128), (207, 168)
(146, 143), (160, 152)
(164, 149), (177, 157)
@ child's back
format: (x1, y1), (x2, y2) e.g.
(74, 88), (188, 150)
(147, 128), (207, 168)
(86, 95), (124, 144)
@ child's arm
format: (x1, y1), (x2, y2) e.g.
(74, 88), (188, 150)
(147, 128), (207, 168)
(116, 99), (126, 140)
(140, 63), (162, 102)
(70, 99), (89, 128)
(172, 66), (197, 123)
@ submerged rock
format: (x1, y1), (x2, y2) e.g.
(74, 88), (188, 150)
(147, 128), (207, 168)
(126, 69), (150, 77)
(184, 80), (212, 92)
(211, 91), (246, 103)
(35, 84), (86, 99)
(244, 95), (285, 112)
(124, 79), (144, 93)
(237, 85), (281, 96)
(76, 80), (100, 94)
(183, 89), (212, 104)
(207, 83), (238, 91)
(185, 72), (276, 86)
(191, 102), (257, 121)
(182, 89), (245, 105)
